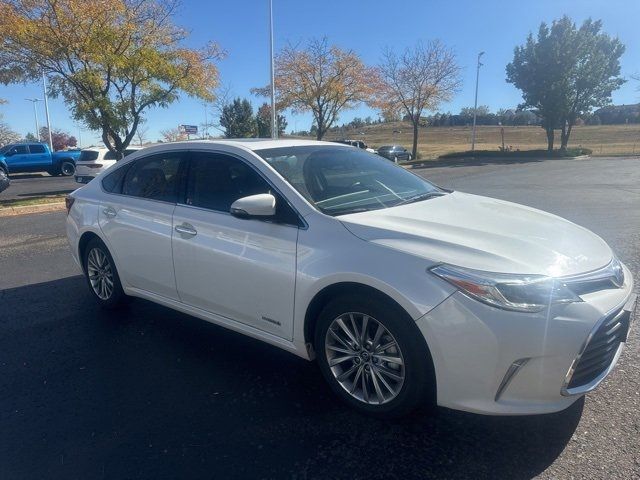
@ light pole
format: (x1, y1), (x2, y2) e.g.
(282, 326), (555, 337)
(203, 102), (208, 139)
(42, 72), (53, 150)
(471, 51), (485, 152)
(25, 98), (42, 140)
(269, 0), (277, 139)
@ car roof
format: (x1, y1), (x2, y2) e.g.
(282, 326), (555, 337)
(82, 145), (144, 152)
(146, 139), (347, 151)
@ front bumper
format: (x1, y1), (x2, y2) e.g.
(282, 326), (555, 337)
(416, 264), (635, 415)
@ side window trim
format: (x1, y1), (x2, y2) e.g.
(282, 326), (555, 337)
(180, 149), (307, 229)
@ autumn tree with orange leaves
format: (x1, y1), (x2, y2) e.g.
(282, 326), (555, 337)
(253, 38), (375, 140)
(0, 0), (223, 155)
(372, 41), (462, 159)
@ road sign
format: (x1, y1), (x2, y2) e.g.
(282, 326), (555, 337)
(179, 125), (198, 135)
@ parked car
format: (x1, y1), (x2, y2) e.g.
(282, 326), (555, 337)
(66, 139), (636, 418)
(376, 145), (412, 163)
(75, 146), (143, 184)
(334, 139), (376, 153)
(0, 168), (10, 193)
(0, 143), (81, 176)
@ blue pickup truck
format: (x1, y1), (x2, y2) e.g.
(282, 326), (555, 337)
(0, 143), (81, 177)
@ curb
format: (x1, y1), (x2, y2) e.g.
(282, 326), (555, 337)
(0, 201), (66, 218)
(404, 154), (593, 169)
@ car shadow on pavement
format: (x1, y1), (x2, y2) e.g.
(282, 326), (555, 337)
(1, 276), (582, 480)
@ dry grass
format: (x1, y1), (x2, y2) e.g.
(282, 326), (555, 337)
(0, 194), (67, 208)
(322, 122), (640, 158)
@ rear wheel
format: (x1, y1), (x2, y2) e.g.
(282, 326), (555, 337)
(60, 160), (75, 176)
(314, 294), (435, 418)
(83, 237), (127, 309)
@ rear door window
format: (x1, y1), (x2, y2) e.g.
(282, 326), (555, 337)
(121, 152), (185, 202)
(28, 144), (46, 154)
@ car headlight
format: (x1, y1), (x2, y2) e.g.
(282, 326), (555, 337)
(429, 264), (583, 313)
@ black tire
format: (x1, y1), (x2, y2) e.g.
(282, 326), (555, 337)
(314, 294), (436, 418)
(59, 160), (75, 176)
(82, 237), (128, 309)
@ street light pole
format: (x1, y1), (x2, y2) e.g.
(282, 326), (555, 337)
(42, 72), (53, 150)
(25, 98), (41, 140)
(471, 51), (485, 152)
(203, 103), (208, 139)
(269, 0), (277, 139)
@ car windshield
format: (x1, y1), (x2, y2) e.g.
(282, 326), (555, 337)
(255, 145), (442, 216)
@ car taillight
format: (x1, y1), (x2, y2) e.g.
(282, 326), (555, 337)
(65, 196), (75, 215)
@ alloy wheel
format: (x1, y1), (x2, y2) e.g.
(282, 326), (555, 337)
(87, 247), (114, 300)
(324, 312), (405, 405)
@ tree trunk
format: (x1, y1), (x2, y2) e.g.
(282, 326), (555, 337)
(560, 123), (573, 150)
(411, 119), (419, 160)
(545, 128), (554, 152)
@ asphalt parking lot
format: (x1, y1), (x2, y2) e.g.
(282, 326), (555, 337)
(1, 173), (77, 201)
(1, 156), (638, 479)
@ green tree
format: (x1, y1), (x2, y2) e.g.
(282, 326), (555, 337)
(506, 16), (625, 151)
(256, 103), (287, 138)
(220, 98), (256, 138)
(23, 132), (38, 142)
(0, 0), (223, 156)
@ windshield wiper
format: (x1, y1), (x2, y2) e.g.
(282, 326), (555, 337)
(396, 191), (447, 206)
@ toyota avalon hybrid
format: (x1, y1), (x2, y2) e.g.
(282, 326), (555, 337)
(65, 139), (636, 417)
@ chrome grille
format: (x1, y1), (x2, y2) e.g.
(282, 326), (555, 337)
(563, 258), (625, 296)
(566, 307), (631, 389)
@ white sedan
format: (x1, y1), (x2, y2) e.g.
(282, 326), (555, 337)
(66, 139), (636, 417)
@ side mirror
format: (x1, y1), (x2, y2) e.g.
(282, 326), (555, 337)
(230, 193), (276, 219)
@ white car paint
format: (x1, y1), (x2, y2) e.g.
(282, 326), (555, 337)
(74, 145), (143, 184)
(340, 191), (613, 276)
(66, 139), (635, 415)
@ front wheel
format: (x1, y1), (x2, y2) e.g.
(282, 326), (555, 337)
(83, 237), (128, 309)
(314, 294), (435, 418)
(60, 160), (75, 176)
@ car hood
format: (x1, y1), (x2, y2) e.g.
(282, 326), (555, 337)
(339, 191), (612, 277)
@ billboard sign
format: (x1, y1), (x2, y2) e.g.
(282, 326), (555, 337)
(179, 125), (198, 135)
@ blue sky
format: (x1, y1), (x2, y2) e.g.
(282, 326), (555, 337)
(1, 0), (639, 146)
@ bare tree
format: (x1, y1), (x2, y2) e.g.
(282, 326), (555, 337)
(201, 83), (233, 136)
(372, 41), (462, 158)
(135, 123), (149, 146)
(0, 111), (20, 147)
(160, 128), (186, 143)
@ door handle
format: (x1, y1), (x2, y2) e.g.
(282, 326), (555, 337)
(103, 206), (117, 218)
(175, 223), (197, 236)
